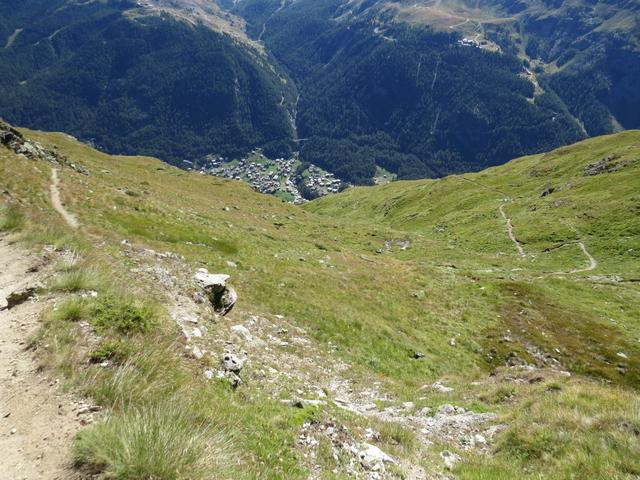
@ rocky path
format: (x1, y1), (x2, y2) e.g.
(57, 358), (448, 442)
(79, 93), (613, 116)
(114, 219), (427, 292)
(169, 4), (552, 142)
(575, 242), (597, 272)
(50, 168), (79, 229)
(498, 203), (526, 258)
(0, 236), (83, 480)
(546, 241), (598, 276)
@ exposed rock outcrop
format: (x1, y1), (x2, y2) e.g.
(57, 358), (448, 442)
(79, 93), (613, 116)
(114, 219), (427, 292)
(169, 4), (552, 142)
(194, 268), (237, 315)
(0, 119), (88, 174)
(2, 285), (40, 311)
(583, 154), (626, 176)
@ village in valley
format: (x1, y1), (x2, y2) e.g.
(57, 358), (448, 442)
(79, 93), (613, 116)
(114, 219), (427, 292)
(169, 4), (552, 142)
(184, 150), (344, 204)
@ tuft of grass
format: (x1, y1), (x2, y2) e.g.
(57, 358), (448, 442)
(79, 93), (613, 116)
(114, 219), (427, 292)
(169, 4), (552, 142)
(91, 296), (156, 335)
(0, 205), (24, 231)
(51, 268), (106, 293)
(84, 347), (188, 408)
(50, 297), (90, 323)
(74, 399), (234, 480)
(89, 340), (132, 364)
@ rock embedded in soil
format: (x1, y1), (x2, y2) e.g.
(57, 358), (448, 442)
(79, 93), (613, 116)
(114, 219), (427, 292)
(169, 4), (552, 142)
(355, 443), (396, 472)
(441, 450), (461, 470)
(193, 268), (237, 315)
(4, 286), (39, 310)
(221, 352), (245, 373)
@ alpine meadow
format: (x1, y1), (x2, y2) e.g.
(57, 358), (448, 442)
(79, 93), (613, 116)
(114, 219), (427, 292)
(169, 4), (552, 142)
(1, 1), (639, 479)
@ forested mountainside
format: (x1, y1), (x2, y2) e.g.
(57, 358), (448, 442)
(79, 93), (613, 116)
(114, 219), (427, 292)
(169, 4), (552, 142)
(231, 0), (640, 183)
(0, 0), (296, 163)
(1, 0), (639, 183)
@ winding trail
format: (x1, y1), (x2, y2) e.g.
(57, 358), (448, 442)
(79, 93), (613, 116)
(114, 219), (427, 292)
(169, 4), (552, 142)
(574, 242), (598, 273)
(548, 242), (598, 276)
(498, 203), (526, 257)
(50, 169), (79, 229)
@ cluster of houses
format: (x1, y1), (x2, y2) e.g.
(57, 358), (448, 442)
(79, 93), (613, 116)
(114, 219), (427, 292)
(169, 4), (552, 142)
(185, 151), (343, 204)
(303, 165), (343, 196)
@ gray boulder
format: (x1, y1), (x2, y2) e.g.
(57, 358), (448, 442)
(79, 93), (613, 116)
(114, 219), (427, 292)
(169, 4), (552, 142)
(194, 269), (237, 315)
(221, 352), (245, 374)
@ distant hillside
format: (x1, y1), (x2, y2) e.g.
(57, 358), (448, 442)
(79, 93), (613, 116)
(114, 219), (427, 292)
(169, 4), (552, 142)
(231, 0), (640, 182)
(1, 0), (639, 182)
(0, 0), (296, 164)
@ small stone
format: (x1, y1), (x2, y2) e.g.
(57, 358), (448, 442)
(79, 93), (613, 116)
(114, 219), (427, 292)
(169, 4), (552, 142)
(432, 381), (454, 393)
(617, 352), (628, 359)
(357, 443), (395, 472)
(474, 434), (487, 445)
(413, 351), (425, 359)
(191, 346), (204, 360)
(449, 337), (457, 347)
(10, 428), (17, 435)
(221, 352), (245, 374)
(540, 185), (555, 197)
(441, 450), (461, 470)
(291, 398), (326, 408)
(231, 324), (251, 339)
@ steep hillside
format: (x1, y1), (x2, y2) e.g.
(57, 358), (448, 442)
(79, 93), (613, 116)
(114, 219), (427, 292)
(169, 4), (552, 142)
(2, 0), (639, 184)
(0, 0), (296, 163)
(230, 0), (640, 182)
(1, 123), (639, 478)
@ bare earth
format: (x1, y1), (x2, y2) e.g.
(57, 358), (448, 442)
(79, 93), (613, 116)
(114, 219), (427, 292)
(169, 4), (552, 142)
(0, 236), (82, 480)
(50, 169), (79, 230)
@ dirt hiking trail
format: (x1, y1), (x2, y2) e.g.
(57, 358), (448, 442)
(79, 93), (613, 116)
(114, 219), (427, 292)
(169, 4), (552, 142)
(50, 168), (79, 229)
(0, 236), (83, 479)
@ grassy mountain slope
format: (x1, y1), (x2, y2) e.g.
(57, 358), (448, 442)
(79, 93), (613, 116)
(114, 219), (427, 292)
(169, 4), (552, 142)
(1, 125), (639, 478)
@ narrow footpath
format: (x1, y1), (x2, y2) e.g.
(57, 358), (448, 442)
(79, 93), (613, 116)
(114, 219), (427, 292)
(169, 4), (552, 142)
(0, 237), (83, 480)
(50, 168), (79, 229)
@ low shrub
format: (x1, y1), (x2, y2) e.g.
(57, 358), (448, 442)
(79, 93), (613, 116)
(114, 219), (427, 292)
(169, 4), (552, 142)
(91, 296), (156, 335)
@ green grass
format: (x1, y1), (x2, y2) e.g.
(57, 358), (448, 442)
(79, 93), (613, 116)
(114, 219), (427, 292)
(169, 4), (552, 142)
(0, 204), (24, 231)
(51, 297), (90, 323)
(51, 269), (107, 292)
(457, 381), (640, 479)
(74, 398), (235, 480)
(89, 340), (132, 364)
(3, 127), (639, 479)
(91, 296), (157, 335)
